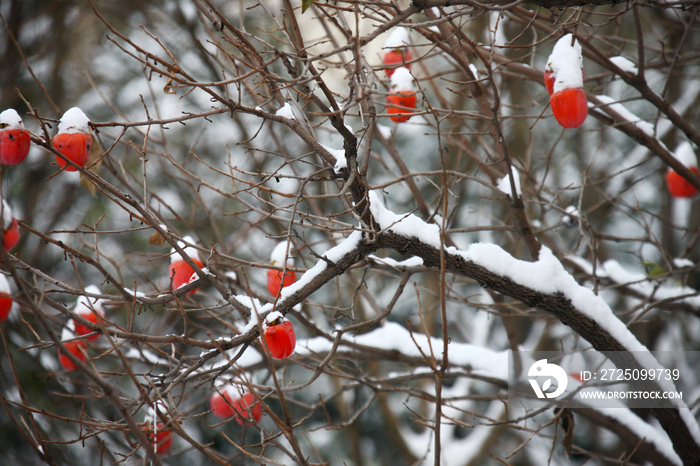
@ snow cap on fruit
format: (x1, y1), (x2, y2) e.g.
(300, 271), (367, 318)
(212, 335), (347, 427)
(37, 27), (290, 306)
(0, 109), (25, 130)
(61, 326), (77, 341)
(384, 27), (410, 50)
(0, 273), (10, 295)
(2, 200), (13, 230)
(673, 142), (697, 168)
(270, 240), (294, 267)
(58, 107), (90, 134)
(75, 285), (105, 315)
(170, 235), (201, 263)
(264, 310), (285, 326)
(547, 34), (583, 94)
(390, 67), (414, 92)
(214, 378), (236, 392)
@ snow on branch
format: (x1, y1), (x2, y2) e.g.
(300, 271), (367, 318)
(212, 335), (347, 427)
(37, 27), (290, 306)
(368, 191), (700, 461)
(587, 95), (700, 193)
(294, 322), (679, 465)
(568, 256), (700, 312)
(593, 95), (654, 136)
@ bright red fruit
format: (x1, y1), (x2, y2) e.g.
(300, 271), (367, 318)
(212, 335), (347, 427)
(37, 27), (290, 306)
(3, 218), (19, 251)
(2, 200), (19, 251)
(73, 310), (102, 341)
(71, 288), (105, 341)
(53, 107), (91, 172)
(0, 109), (30, 166)
(383, 49), (412, 78)
(142, 424), (173, 455)
(210, 390), (262, 424)
(387, 91), (417, 123)
(0, 273), (13, 322)
(544, 69), (555, 95)
(209, 389), (236, 419)
(550, 87), (588, 128)
(58, 340), (87, 372)
(53, 132), (92, 171)
(267, 268), (296, 297)
(0, 293), (12, 322)
(0, 129), (30, 165)
(169, 258), (203, 294)
(169, 236), (203, 294)
(262, 313), (296, 359)
(666, 166), (699, 198)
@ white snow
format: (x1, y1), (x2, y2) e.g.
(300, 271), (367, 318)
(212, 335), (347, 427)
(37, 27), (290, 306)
(170, 235), (201, 263)
(460, 244), (659, 355)
(547, 34), (584, 93)
(569, 255), (700, 308)
(2, 200), (13, 229)
(520, 365), (682, 465)
(369, 191), (441, 249)
(0, 273), (10, 294)
(276, 231), (362, 302)
(298, 321), (509, 379)
(563, 205), (579, 227)
(384, 27), (410, 50)
(0, 109), (24, 130)
(463, 245), (700, 439)
(595, 95), (655, 136)
(428, 8), (442, 32)
(275, 102), (296, 120)
(270, 240), (294, 266)
(58, 107), (90, 134)
(368, 254), (424, 267)
(673, 257), (695, 268)
(75, 285), (105, 316)
(333, 157), (346, 172)
(233, 295), (268, 334)
(673, 141), (697, 167)
(597, 408), (681, 465)
(264, 310), (284, 325)
(602, 259), (700, 308)
(390, 67), (414, 92)
(496, 166), (521, 197)
(402, 401), (505, 466)
(367, 192), (700, 440)
(60, 326), (76, 341)
(564, 205), (578, 217)
(610, 56), (638, 75)
(321, 144), (346, 172)
(123, 287), (146, 298)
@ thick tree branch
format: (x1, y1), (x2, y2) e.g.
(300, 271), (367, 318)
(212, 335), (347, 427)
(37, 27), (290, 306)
(376, 231), (700, 465)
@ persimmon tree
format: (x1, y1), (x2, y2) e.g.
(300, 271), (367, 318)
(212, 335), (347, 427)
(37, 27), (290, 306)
(0, 0), (699, 465)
